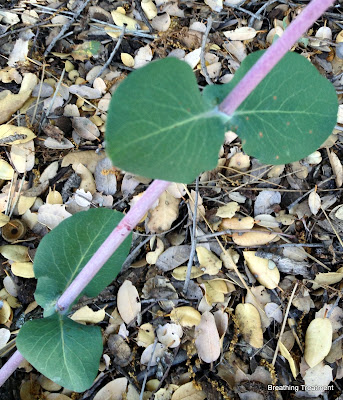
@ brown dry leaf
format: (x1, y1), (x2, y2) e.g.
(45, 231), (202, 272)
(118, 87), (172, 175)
(71, 305), (106, 324)
(235, 303), (263, 348)
(0, 125), (36, 145)
(232, 228), (278, 246)
(73, 163), (96, 194)
(10, 140), (35, 173)
(170, 306), (201, 327)
(0, 67), (22, 84)
(93, 377), (128, 400)
(171, 381), (206, 400)
(196, 246), (222, 275)
(137, 323), (155, 347)
(243, 251), (280, 289)
(11, 262), (34, 278)
(195, 311), (221, 363)
(220, 216), (254, 230)
(0, 159), (14, 180)
(147, 191), (179, 233)
(216, 202), (240, 218)
(328, 151), (343, 188)
(279, 341), (298, 379)
(146, 237), (164, 265)
(228, 152), (250, 170)
(312, 266), (343, 289)
(0, 213), (10, 227)
(0, 73), (38, 124)
(117, 280), (141, 324)
(308, 191), (321, 215)
(37, 375), (61, 392)
(304, 317), (332, 367)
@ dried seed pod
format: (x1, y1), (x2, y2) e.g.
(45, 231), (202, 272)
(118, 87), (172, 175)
(2, 220), (26, 242)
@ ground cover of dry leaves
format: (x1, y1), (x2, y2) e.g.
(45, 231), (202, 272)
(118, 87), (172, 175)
(1, 0), (343, 399)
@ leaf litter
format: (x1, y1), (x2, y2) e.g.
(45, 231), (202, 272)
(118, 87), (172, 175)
(0, 0), (343, 399)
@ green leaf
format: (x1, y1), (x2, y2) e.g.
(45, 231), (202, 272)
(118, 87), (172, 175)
(106, 57), (225, 183)
(16, 313), (102, 392)
(34, 209), (131, 315)
(203, 51), (338, 164)
(71, 41), (101, 61)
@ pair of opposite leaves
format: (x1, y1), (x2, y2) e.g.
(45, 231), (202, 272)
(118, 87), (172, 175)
(106, 50), (338, 183)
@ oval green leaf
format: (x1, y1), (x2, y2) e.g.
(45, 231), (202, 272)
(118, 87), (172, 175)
(34, 208), (131, 315)
(105, 57), (225, 183)
(203, 51), (338, 164)
(16, 314), (102, 392)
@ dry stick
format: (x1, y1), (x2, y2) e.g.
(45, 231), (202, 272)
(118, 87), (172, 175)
(43, 0), (92, 57)
(0, 0), (336, 388)
(134, 0), (154, 33)
(272, 282), (298, 366)
(200, 16), (213, 86)
(248, 0), (280, 27)
(94, 25), (126, 80)
(183, 177), (199, 294)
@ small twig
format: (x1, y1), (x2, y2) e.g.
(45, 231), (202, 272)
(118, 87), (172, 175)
(200, 16), (213, 86)
(183, 177), (199, 294)
(139, 338), (158, 400)
(9, 173), (26, 219)
(248, 0), (279, 27)
(43, 0), (92, 56)
(94, 25), (126, 79)
(134, 0), (154, 33)
(272, 282), (298, 366)
(121, 235), (152, 271)
(31, 63), (46, 125)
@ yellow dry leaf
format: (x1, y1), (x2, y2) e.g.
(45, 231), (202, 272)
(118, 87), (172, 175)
(11, 262), (34, 278)
(235, 303), (263, 348)
(10, 140), (35, 173)
(0, 73), (37, 124)
(73, 163), (96, 194)
(220, 216), (254, 230)
(146, 237), (164, 265)
(46, 188), (63, 205)
(216, 202), (239, 218)
(172, 266), (204, 280)
(0, 245), (30, 262)
(61, 150), (106, 173)
(17, 195), (36, 215)
(137, 323), (155, 347)
(171, 382), (206, 400)
(312, 268), (343, 289)
(196, 246), (222, 275)
(194, 311), (221, 363)
(232, 228), (278, 246)
(93, 377), (128, 400)
(200, 279), (235, 305)
(71, 305), (106, 324)
(121, 53), (135, 67)
(0, 300), (11, 324)
(0, 125), (36, 145)
(279, 341), (298, 379)
(0, 213), (10, 227)
(304, 318), (332, 368)
(243, 251), (280, 289)
(111, 11), (139, 30)
(0, 159), (14, 180)
(170, 306), (201, 327)
(328, 151), (343, 188)
(147, 191), (179, 233)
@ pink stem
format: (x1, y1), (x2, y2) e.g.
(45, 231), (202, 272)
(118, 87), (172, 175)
(0, 350), (25, 387)
(219, 0), (336, 115)
(56, 179), (170, 312)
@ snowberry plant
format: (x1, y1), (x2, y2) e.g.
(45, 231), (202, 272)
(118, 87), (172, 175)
(0, 0), (338, 392)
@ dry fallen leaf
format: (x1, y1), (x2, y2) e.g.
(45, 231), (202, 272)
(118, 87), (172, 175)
(235, 303), (263, 348)
(147, 191), (179, 233)
(137, 323), (155, 347)
(308, 191), (321, 215)
(328, 151), (343, 188)
(224, 27), (257, 41)
(171, 382), (206, 400)
(170, 306), (201, 327)
(279, 341), (298, 379)
(243, 251), (280, 289)
(304, 317), (332, 368)
(11, 262), (34, 278)
(146, 237), (164, 265)
(71, 305), (106, 324)
(10, 140), (34, 173)
(140, 343), (166, 366)
(220, 216), (254, 230)
(93, 377), (128, 400)
(303, 362), (333, 397)
(0, 159), (14, 180)
(232, 228), (279, 246)
(117, 280), (141, 324)
(216, 202), (240, 218)
(0, 125), (36, 145)
(196, 246), (222, 275)
(38, 204), (72, 230)
(195, 311), (221, 363)
(157, 323), (183, 348)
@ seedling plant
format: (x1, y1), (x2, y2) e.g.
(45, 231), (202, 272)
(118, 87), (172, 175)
(0, 0), (338, 392)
